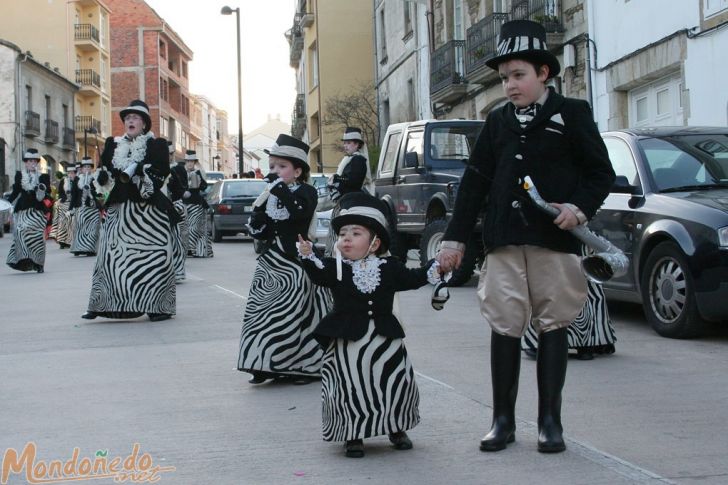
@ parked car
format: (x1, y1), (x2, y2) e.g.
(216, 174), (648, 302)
(592, 126), (728, 338)
(0, 198), (12, 237)
(313, 208), (332, 251)
(309, 173), (335, 211)
(206, 178), (267, 242)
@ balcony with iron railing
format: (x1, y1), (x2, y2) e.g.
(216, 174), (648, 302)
(62, 127), (76, 149)
(430, 40), (468, 104)
(511, 0), (565, 43)
(25, 111), (40, 136)
(465, 12), (509, 84)
(76, 69), (102, 94)
(45, 119), (59, 144)
(74, 116), (101, 135)
(291, 94), (306, 139)
(74, 24), (100, 51)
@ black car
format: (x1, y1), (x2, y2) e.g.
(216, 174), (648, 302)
(592, 127), (728, 338)
(206, 179), (267, 242)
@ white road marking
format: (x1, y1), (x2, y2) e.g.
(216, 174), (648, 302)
(211, 284), (247, 301)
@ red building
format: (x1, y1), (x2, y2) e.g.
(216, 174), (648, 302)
(107, 0), (195, 156)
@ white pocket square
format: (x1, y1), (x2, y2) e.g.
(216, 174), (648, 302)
(550, 113), (564, 125)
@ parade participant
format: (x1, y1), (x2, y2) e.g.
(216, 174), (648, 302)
(166, 141), (187, 282)
(5, 148), (52, 273)
(182, 150), (213, 258)
(51, 163), (77, 249)
(436, 20), (615, 453)
(237, 134), (326, 385)
(69, 157), (101, 256)
(82, 99), (178, 322)
(297, 192), (442, 458)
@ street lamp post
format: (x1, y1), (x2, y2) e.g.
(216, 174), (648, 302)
(221, 5), (244, 177)
(83, 126), (97, 158)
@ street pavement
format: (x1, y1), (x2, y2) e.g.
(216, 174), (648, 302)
(1, 233), (727, 484)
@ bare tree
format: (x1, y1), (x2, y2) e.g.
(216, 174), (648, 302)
(322, 81), (380, 165)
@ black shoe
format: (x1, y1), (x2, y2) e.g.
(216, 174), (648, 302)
(388, 431), (413, 450)
(537, 328), (568, 453)
(35, 265), (44, 273)
(248, 373), (268, 384)
(148, 313), (172, 322)
(575, 348), (594, 361)
(480, 331), (521, 452)
(81, 311), (97, 320)
(345, 439), (364, 458)
(291, 376), (315, 385)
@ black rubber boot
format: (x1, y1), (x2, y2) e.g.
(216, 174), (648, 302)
(480, 331), (521, 452)
(537, 327), (569, 453)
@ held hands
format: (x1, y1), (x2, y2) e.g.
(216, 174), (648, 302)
(550, 203), (580, 230)
(436, 247), (463, 273)
(183, 190), (191, 199)
(297, 234), (313, 256)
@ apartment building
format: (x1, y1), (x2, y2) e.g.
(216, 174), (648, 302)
(3, 0), (113, 163)
(287, 0), (376, 173)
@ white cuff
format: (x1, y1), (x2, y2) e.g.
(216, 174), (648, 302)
(439, 240), (466, 252)
(296, 243), (324, 269)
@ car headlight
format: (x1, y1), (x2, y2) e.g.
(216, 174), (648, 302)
(719, 226), (728, 247)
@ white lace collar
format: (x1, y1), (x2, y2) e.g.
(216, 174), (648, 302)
(345, 255), (385, 294)
(21, 169), (39, 191)
(265, 182), (301, 220)
(112, 131), (155, 171)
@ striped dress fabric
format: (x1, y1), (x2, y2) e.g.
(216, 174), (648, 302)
(321, 320), (420, 442)
(70, 206), (100, 255)
(86, 200), (176, 318)
(6, 209), (47, 271)
(171, 200), (187, 281)
(237, 247), (327, 377)
(51, 200), (73, 246)
(186, 204), (213, 258)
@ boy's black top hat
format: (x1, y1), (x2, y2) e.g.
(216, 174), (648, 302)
(485, 20), (560, 79)
(342, 127), (364, 143)
(264, 134), (310, 172)
(184, 149), (198, 161)
(23, 148), (41, 161)
(332, 192), (390, 252)
(66, 164), (78, 172)
(119, 99), (152, 132)
(80, 156), (94, 166)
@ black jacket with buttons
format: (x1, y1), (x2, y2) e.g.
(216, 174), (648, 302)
(443, 88), (615, 255)
(249, 181), (317, 256)
(7, 171), (51, 213)
(300, 256), (433, 346)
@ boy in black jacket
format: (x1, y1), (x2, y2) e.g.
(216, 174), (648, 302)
(437, 20), (615, 453)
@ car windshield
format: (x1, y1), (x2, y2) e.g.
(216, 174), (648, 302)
(223, 181), (267, 197)
(639, 134), (728, 191)
(206, 172), (225, 181)
(428, 125), (482, 169)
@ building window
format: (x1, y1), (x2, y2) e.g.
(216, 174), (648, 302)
(159, 39), (166, 59)
(182, 61), (188, 79)
(404, 3), (413, 39)
(704, 0), (728, 17)
(62, 104), (68, 129)
(407, 79), (416, 121)
(379, 9), (388, 62)
(101, 101), (109, 136)
(45, 95), (51, 120)
(160, 78), (168, 102)
(308, 43), (318, 89)
(25, 85), (32, 111)
(160, 117), (169, 137)
(382, 99), (390, 133)
(628, 74), (683, 127)
(100, 11), (107, 48)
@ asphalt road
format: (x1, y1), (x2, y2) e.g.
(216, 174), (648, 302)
(1, 233), (727, 484)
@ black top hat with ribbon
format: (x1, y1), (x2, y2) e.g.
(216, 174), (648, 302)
(341, 127), (364, 143)
(184, 149), (198, 161)
(264, 134), (310, 173)
(80, 156), (94, 166)
(485, 20), (560, 79)
(332, 192), (390, 252)
(119, 99), (152, 132)
(22, 148), (41, 161)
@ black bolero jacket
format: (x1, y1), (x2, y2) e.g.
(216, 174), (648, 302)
(332, 154), (368, 196)
(300, 256), (433, 346)
(167, 163), (187, 202)
(248, 181), (318, 256)
(444, 88), (615, 255)
(181, 169), (208, 207)
(7, 171), (51, 213)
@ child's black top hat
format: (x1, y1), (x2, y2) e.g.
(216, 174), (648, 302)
(342, 127), (364, 143)
(485, 20), (560, 79)
(332, 192), (390, 252)
(23, 148), (41, 161)
(264, 134), (310, 173)
(184, 149), (199, 161)
(119, 99), (152, 132)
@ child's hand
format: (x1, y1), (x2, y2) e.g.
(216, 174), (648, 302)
(297, 234), (313, 256)
(550, 203), (579, 230)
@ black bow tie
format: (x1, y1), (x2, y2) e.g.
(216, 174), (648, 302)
(515, 103), (540, 117)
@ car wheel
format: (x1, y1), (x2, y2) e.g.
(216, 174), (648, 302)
(640, 241), (708, 338)
(211, 220), (223, 242)
(385, 209), (408, 261)
(419, 219), (475, 287)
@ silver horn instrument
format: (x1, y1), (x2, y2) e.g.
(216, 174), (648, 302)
(118, 163), (138, 184)
(187, 170), (201, 189)
(522, 176), (628, 283)
(35, 183), (47, 202)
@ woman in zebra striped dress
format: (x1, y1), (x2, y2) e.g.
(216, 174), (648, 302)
(521, 246), (616, 360)
(165, 142), (187, 282)
(5, 149), (52, 273)
(69, 158), (101, 256)
(51, 164), (77, 249)
(298, 192), (442, 458)
(238, 134), (328, 385)
(182, 150), (213, 258)
(81, 99), (179, 322)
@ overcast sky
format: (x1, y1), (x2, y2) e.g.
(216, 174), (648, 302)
(144, 0), (296, 134)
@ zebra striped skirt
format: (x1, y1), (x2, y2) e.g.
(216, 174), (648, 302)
(186, 204), (212, 258)
(321, 320), (420, 442)
(238, 247), (327, 377)
(171, 200), (186, 282)
(70, 206), (100, 255)
(86, 200), (176, 318)
(51, 200), (73, 246)
(6, 209), (47, 272)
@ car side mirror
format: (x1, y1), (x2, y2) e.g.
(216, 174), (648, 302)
(404, 151), (419, 168)
(611, 175), (637, 194)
